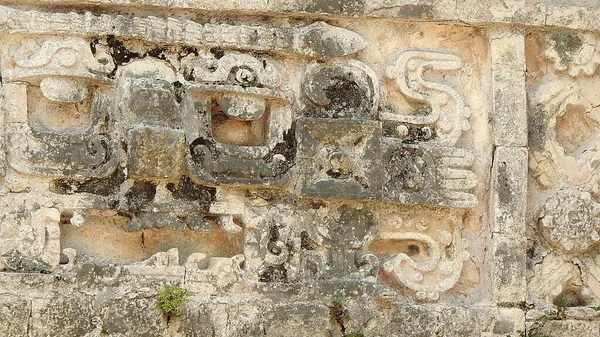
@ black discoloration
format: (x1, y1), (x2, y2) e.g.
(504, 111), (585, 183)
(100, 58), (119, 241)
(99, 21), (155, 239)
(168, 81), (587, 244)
(147, 47), (168, 61)
(547, 32), (584, 70)
(166, 176), (216, 210)
(527, 104), (550, 152)
(264, 123), (297, 176)
(258, 265), (287, 282)
(387, 147), (426, 192)
(303, 66), (375, 119)
(497, 162), (513, 205)
(50, 169), (126, 196)
(1, 249), (52, 274)
(326, 77), (363, 112)
(209, 47), (225, 59)
(106, 35), (141, 77)
(190, 137), (220, 164)
(301, 231), (318, 250)
(123, 180), (157, 213)
(172, 81), (185, 103)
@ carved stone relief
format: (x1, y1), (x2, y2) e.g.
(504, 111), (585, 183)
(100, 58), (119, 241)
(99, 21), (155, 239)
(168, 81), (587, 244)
(527, 30), (600, 308)
(0, 1), (543, 336)
(0, 9), (491, 303)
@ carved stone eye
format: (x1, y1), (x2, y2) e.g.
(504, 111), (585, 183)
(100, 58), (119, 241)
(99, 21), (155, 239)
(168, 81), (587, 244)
(233, 66), (256, 85)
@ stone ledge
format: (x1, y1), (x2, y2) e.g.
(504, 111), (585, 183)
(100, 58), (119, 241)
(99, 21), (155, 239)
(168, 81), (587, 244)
(1, 0), (600, 33)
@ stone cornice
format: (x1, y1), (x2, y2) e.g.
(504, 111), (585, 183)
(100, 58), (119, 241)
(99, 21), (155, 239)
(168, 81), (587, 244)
(0, 0), (599, 33)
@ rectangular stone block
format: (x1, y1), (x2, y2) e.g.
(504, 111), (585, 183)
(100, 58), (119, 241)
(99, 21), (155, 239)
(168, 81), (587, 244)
(2, 83), (27, 123)
(491, 146), (528, 237)
(30, 296), (95, 337)
(128, 126), (185, 179)
(491, 146), (528, 304)
(457, 0), (546, 25)
(538, 320), (600, 337)
(296, 118), (382, 200)
(0, 296), (29, 337)
(492, 233), (527, 304)
(491, 30), (527, 147)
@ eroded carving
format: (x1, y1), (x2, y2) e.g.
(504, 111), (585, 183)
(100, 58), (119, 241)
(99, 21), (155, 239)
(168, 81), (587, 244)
(539, 188), (600, 253)
(528, 31), (600, 308)
(184, 51), (295, 185)
(384, 50), (470, 146)
(542, 32), (600, 78)
(378, 214), (468, 301)
(0, 5), (488, 308)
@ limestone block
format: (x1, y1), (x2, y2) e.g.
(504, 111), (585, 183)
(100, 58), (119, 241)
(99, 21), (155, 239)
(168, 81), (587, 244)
(537, 320), (600, 337)
(99, 298), (165, 337)
(491, 147), (528, 237)
(491, 147), (528, 303)
(491, 29), (527, 146)
(457, 0), (546, 25)
(128, 126), (185, 179)
(0, 296), (29, 337)
(30, 296), (95, 337)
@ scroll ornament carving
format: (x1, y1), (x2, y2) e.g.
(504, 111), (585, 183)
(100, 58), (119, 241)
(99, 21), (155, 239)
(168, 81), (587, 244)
(384, 50), (470, 147)
(297, 51), (478, 209)
(381, 216), (469, 301)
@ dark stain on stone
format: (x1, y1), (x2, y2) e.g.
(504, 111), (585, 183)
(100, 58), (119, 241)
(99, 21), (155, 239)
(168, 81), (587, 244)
(209, 47), (225, 59)
(50, 169), (126, 196)
(258, 265), (287, 282)
(1, 249), (52, 274)
(303, 0), (365, 14)
(123, 180), (157, 212)
(387, 147), (426, 192)
(166, 176), (216, 211)
(326, 77), (363, 113)
(394, 4), (434, 19)
(190, 137), (220, 164)
(497, 162), (513, 205)
(265, 123), (297, 176)
(528, 104), (551, 152)
(547, 32), (584, 70)
(106, 35), (141, 77)
(304, 68), (374, 119)
(301, 231), (318, 250)
(172, 81), (185, 103)
(146, 47), (168, 61)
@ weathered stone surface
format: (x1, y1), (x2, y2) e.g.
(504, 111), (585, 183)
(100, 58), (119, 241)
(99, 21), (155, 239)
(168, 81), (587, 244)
(0, 0), (599, 336)
(0, 296), (29, 337)
(491, 29), (527, 147)
(30, 295), (95, 337)
(491, 147), (528, 304)
(98, 298), (165, 337)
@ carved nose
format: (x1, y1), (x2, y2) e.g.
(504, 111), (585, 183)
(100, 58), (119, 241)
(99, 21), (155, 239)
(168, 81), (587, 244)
(121, 78), (185, 179)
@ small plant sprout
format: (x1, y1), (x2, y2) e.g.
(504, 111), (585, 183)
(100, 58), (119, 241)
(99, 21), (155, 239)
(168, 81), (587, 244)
(156, 284), (192, 323)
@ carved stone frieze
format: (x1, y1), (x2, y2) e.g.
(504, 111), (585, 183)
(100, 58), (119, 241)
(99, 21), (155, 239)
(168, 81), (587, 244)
(0, 5), (499, 334)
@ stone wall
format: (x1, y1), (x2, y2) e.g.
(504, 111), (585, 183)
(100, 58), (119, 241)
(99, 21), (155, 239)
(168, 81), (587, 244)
(0, 1), (599, 336)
